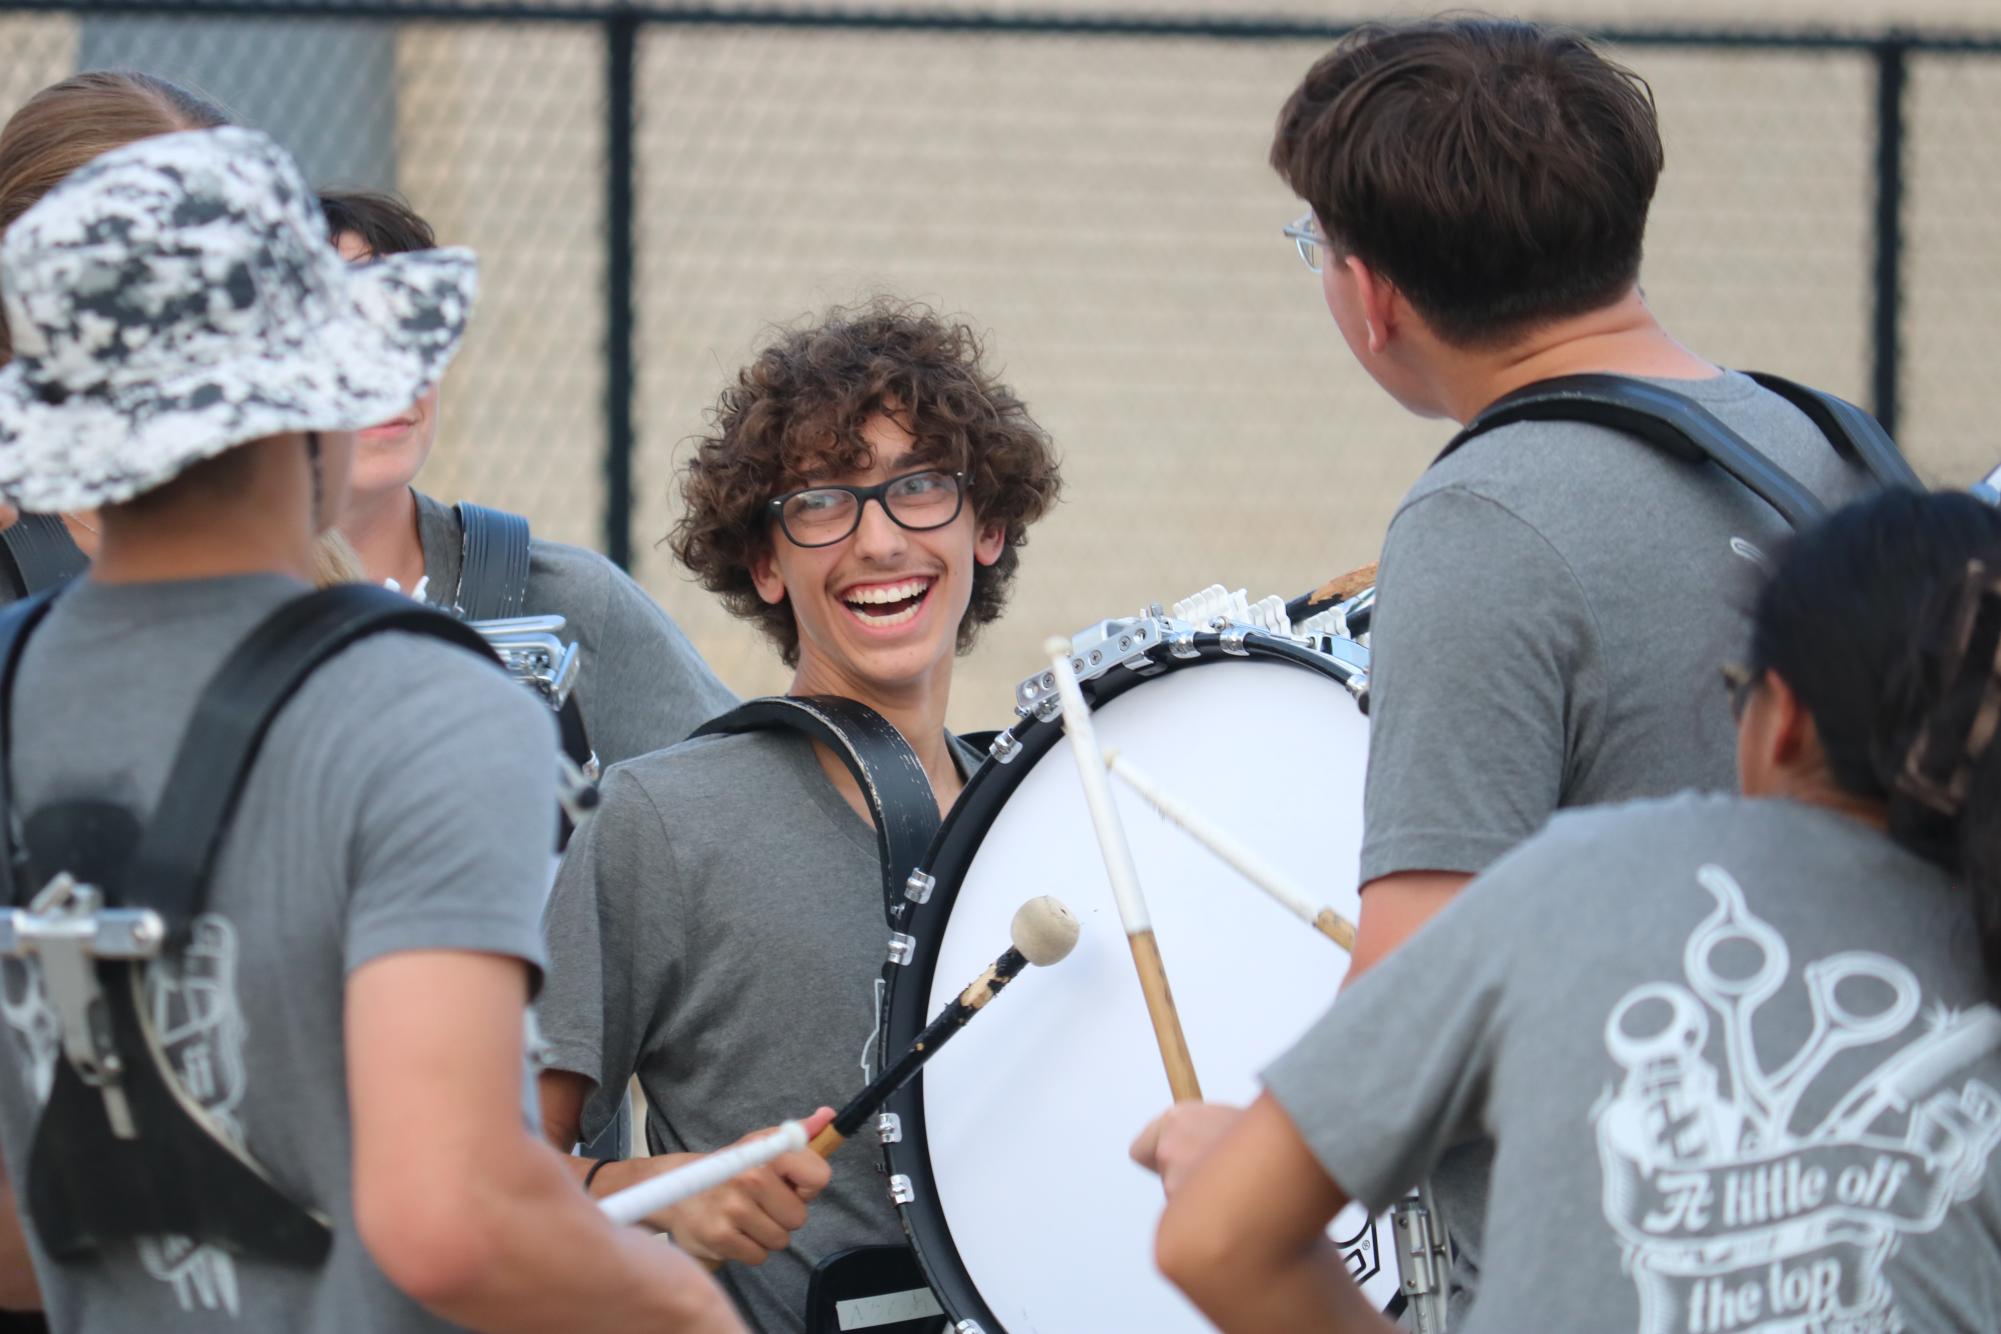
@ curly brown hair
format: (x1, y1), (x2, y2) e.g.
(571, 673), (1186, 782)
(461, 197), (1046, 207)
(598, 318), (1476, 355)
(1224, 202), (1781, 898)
(671, 300), (1062, 666)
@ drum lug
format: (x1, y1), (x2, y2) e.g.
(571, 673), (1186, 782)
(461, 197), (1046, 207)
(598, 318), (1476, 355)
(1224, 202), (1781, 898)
(886, 932), (917, 966)
(888, 1173), (916, 1205)
(988, 730), (1021, 764)
(904, 870), (936, 904)
(955, 1323), (987, 1334)
(1167, 629), (1199, 659)
(1219, 626), (1251, 656)
(875, 1112), (903, 1144)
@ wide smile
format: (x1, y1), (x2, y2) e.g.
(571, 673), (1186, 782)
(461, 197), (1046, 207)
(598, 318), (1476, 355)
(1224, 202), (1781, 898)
(838, 576), (936, 630)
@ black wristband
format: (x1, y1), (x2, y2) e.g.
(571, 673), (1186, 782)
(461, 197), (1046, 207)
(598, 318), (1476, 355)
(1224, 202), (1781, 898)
(582, 1158), (612, 1193)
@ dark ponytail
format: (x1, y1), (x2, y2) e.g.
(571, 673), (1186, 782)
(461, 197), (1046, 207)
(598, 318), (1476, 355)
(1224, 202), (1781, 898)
(1747, 489), (2001, 992)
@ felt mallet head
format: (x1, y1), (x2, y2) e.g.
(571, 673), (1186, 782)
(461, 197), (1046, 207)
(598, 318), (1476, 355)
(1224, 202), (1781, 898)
(1011, 895), (1080, 967)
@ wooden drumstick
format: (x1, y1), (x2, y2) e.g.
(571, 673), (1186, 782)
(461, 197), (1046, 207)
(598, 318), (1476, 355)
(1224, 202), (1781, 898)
(1044, 636), (1203, 1103)
(807, 895), (1081, 1156)
(1299, 561), (1378, 612)
(1102, 747), (1356, 952)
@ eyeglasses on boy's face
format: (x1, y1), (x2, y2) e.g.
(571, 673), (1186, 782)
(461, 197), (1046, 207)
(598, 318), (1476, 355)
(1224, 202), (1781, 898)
(1721, 661), (1761, 721)
(766, 468), (967, 549)
(1284, 211), (1330, 275)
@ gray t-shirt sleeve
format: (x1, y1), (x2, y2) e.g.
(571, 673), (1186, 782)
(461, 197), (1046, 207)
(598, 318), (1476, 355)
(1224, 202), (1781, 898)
(1360, 484), (1603, 882)
(1263, 854), (1527, 1212)
(584, 563), (737, 766)
(539, 762), (680, 1139)
(342, 644), (559, 977)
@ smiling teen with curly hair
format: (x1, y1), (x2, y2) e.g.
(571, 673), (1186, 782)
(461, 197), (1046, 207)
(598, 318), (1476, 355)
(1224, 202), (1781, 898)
(538, 299), (1060, 1333)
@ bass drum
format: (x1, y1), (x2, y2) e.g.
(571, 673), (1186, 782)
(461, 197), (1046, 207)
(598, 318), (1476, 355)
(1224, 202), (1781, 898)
(880, 621), (1395, 1332)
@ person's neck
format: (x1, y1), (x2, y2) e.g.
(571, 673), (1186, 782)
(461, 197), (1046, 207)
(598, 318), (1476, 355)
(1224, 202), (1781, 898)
(1430, 290), (1720, 425)
(1755, 773), (1890, 833)
(339, 484), (426, 591)
(790, 654), (962, 820)
(91, 452), (317, 586)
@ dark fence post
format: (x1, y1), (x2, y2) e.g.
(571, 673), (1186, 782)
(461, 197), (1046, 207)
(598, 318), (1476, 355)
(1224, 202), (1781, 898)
(604, 9), (638, 570)
(1872, 35), (1909, 437)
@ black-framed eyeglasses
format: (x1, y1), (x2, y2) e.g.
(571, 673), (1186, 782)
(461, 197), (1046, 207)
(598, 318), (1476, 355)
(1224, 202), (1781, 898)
(1721, 662), (1760, 721)
(766, 468), (967, 549)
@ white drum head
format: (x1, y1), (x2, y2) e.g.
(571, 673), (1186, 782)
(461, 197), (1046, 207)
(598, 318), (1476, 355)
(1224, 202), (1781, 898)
(911, 653), (1387, 1331)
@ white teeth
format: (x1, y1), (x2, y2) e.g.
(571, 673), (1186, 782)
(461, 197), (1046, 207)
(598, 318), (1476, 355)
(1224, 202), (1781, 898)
(843, 579), (931, 606)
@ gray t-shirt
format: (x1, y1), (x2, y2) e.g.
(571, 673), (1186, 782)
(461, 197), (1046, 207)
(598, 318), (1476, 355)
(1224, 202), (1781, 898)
(540, 726), (972, 1334)
(1362, 371), (1875, 884)
(1269, 793), (2001, 1334)
(0, 574), (556, 1333)
(414, 489), (736, 768)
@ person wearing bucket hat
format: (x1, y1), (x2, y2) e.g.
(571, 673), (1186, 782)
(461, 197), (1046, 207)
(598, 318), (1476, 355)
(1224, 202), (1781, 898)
(317, 189), (736, 779)
(0, 127), (742, 1333)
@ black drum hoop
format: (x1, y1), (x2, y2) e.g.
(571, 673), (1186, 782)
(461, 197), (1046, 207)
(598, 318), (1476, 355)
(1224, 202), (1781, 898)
(879, 628), (1365, 1331)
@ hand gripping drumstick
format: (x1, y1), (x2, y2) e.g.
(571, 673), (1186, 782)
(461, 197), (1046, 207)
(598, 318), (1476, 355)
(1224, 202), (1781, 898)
(598, 1120), (809, 1226)
(1101, 747), (1356, 952)
(808, 895), (1082, 1155)
(1045, 636), (1204, 1102)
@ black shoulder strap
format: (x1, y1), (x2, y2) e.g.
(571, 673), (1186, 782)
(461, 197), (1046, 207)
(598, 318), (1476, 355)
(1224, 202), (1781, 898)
(125, 585), (502, 937)
(694, 696), (941, 927)
(0, 587), (64, 903)
(0, 514), (87, 596)
(1441, 373), (1828, 531)
(453, 501), (532, 621)
(1742, 371), (1922, 492)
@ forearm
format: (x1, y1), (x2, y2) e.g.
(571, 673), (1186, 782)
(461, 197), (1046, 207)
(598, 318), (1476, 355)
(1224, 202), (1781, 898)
(0, 1178), (39, 1310)
(412, 1132), (741, 1334)
(1179, 1238), (1397, 1334)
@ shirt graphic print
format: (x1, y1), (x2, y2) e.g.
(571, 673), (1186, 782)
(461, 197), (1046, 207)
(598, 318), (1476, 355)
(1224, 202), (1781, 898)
(3, 914), (249, 1316)
(1594, 865), (2001, 1333)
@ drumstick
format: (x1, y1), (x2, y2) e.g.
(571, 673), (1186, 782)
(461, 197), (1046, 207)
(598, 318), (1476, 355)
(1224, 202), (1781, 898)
(1298, 562), (1379, 613)
(598, 1120), (808, 1226)
(808, 896), (1081, 1156)
(1045, 636), (1203, 1103)
(1102, 747), (1356, 952)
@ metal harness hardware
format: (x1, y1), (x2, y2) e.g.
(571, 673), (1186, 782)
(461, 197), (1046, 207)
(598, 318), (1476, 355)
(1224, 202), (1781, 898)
(1391, 1188), (1454, 1334)
(0, 873), (163, 1138)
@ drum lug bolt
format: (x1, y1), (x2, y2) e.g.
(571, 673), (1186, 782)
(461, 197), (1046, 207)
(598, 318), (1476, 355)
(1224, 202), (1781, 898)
(988, 731), (1021, 764)
(888, 1173), (916, 1205)
(886, 932), (917, 967)
(875, 1112), (903, 1144)
(904, 870), (936, 904)
(955, 1323), (987, 1334)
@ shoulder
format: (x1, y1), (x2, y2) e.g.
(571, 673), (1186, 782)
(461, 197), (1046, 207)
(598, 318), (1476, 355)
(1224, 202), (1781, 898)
(597, 728), (803, 805)
(294, 626), (554, 752)
(1469, 792), (1751, 900)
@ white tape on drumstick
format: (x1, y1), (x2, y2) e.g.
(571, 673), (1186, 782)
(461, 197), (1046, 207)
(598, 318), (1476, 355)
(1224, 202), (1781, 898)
(597, 1120), (807, 1226)
(1045, 638), (1152, 933)
(1103, 747), (1355, 952)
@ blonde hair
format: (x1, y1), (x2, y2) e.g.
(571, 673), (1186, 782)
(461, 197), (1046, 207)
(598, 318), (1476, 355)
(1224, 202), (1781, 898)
(310, 529), (366, 588)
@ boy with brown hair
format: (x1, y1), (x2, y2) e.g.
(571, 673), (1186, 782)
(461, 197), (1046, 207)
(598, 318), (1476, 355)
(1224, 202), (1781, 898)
(537, 299), (1060, 1332)
(1136, 16), (1890, 1324)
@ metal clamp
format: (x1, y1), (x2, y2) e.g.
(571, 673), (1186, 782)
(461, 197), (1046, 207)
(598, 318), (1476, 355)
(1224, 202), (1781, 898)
(903, 870), (936, 905)
(1014, 617), (1162, 714)
(988, 730), (1021, 764)
(472, 614), (582, 710)
(0, 874), (164, 1139)
(887, 1173), (916, 1205)
(885, 932), (917, 967)
(1392, 1189), (1453, 1334)
(875, 1112), (903, 1144)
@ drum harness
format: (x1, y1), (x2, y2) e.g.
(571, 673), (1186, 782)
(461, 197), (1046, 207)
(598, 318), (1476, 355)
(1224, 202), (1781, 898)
(691, 696), (951, 1334)
(448, 502), (600, 839)
(0, 515), (86, 601)
(0, 584), (505, 1269)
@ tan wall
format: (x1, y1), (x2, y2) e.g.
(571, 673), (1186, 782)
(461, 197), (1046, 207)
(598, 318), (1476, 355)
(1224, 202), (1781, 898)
(8, 5), (1988, 733)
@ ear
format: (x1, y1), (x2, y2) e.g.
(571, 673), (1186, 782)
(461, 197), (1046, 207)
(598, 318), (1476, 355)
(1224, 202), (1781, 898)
(749, 542), (788, 606)
(1345, 255), (1398, 355)
(973, 520), (1006, 568)
(1763, 671), (1820, 768)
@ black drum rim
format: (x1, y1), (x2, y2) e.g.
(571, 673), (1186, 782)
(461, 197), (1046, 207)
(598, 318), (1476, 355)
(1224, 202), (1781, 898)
(879, 629), (1362, 1332)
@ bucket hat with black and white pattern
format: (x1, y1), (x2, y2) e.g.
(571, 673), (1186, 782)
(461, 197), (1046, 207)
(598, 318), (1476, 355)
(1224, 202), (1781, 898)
(0, 124), (475, 512)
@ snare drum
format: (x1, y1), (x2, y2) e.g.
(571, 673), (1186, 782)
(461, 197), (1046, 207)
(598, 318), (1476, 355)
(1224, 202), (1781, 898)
(879, 612), (1398, 1332)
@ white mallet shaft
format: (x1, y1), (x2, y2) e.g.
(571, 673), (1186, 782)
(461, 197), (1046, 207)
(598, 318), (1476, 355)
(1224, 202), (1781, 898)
(597, 1120), (808, 1226)
(1045, 638), (1202, 1102)
(1104, 748), (1356, 952)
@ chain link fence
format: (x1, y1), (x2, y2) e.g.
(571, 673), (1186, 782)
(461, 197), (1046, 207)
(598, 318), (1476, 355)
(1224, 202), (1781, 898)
(1, 3), (1997, 729)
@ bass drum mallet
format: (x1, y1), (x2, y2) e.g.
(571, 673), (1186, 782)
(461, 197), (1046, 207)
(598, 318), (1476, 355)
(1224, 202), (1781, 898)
(810, 894), (1081, 1155)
